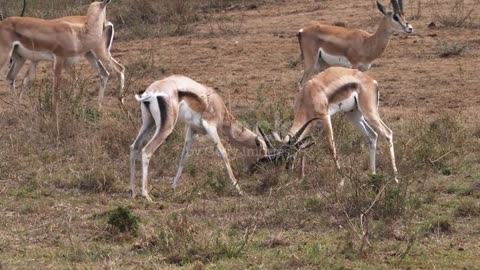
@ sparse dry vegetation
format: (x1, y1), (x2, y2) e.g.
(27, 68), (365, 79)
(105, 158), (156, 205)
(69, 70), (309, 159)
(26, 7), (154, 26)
(0, 0), (479, 269)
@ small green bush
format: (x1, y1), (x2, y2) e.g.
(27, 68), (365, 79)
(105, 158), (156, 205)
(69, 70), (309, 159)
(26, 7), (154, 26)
(107, 206), (140, 236)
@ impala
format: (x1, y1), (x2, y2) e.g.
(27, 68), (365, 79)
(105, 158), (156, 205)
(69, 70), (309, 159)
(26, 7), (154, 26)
(297, 0), (412, 87)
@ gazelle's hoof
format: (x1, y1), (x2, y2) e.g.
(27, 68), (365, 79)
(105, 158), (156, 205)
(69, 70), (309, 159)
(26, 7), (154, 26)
(142, 193), (153, 202)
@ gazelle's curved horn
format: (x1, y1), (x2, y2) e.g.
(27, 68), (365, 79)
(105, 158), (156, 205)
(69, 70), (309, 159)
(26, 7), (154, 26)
(398, 0), (403, 13)
(288, 118), (320, 146)
(390, 0), (401, 14)
(20, 0), (26, 17)
(257, 126), (273, 150)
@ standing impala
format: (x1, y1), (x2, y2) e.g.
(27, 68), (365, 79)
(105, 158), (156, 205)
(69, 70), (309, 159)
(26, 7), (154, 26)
(7, 17), (125, 102)
(259, 67), (399, 183)
(297, 0), (413, 87)
(130, 75), (275, 201)
(0, 0), (111, 138)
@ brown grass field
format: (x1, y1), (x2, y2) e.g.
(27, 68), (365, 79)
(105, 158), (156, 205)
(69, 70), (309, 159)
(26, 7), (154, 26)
(0, 0), (479, 269)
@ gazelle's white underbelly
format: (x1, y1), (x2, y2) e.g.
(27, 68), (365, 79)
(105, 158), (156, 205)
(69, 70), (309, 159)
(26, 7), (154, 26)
(320, 49), (352, 68)
(12, 42), (81, 64)
(328, 92), (358, 116)
(319, 49), (372, 71)
(178, 101), (205, 133)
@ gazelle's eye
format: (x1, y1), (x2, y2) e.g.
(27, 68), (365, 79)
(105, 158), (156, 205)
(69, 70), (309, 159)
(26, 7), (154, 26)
(393, 14), (400, 22)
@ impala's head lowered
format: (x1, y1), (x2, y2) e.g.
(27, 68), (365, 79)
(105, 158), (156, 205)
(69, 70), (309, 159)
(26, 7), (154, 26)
(376, 0), (413, 34)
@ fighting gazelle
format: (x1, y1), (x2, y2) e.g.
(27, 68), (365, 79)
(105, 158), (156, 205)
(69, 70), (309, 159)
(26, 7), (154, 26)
(0, 0), (111, 137)
(297, 0), (413, 87)
(257, 67), (398, 183)
(7, 17), (125, 102)
(130, 75), (269, 201)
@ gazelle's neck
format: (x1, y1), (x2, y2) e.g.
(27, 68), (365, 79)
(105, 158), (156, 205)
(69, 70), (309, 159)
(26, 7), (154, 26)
(364, 18), (393, 61)
(219, 114), (264, 155)
(84, 3), (106, 41)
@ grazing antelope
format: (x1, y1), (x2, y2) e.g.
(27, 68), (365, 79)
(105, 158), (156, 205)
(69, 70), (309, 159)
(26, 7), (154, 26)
(130, 75), (273, 201)
(7, 17), (125, 102)
(0, 0), (111, 136)
(258, 67), (398, 183)
(297, 0), (413, 87)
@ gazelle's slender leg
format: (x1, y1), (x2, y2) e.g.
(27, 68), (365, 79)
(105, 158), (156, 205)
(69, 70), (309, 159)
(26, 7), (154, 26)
(298, 31), (319, 87)
(84, 51), (109, 101)
(172, 126), (195, 190)
(203, 121), (243, 195)
(23, 61), (37, 88)
(111, 58), (125, 96)
(129, 104), (155, 198)
(300, 154), (305, 179)
(140, 98), (176, 201)
(364, 112), (398, 183)
(6, 53), (26, 94)
(346, 110), (378, 173)
(15, 60), (37, 101)
(324, 115), (340, 170)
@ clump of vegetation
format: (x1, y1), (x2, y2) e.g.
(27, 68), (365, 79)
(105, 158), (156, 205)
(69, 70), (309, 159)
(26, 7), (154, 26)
(419, 216), (452, 236)
(76, 168), (116, 193)
(454, 199), (480, 217)
(207, 171), (226, 194)
(430, 0), (480, 28)
(140, 213), (250, 266)
(107, 206), (140, 236)
(435, 41), (467, 58)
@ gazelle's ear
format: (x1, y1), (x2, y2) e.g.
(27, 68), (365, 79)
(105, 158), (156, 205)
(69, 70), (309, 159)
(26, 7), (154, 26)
(376, 1), (387, 16)
(102, 0), (111, 7)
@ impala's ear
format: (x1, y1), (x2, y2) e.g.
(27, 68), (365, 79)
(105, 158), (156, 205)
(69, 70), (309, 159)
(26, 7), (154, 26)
(376, 1), (387, 16)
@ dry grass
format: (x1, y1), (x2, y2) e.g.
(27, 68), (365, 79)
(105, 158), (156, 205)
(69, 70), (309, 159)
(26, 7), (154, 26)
(430, 0), (480, 28)
(0, 0), (480, 269)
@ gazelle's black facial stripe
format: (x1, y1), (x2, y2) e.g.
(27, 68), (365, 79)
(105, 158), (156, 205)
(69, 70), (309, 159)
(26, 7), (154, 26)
(393, 14), (400, 22)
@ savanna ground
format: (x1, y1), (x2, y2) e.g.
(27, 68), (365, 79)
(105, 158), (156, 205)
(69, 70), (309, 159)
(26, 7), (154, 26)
(0, 0), (479, 269)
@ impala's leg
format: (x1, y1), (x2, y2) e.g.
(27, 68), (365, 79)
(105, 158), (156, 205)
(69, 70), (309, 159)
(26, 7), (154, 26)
(129, 103), (155, 198)
(346, 110), (378, 174)
(364, 112), (398, 183)
(172, 126), (195, 191)
(140, 97), (176, 201)
(84, 51), (109, 102)
(203, 121), (242, 195)
(324, 115), (340, 170)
